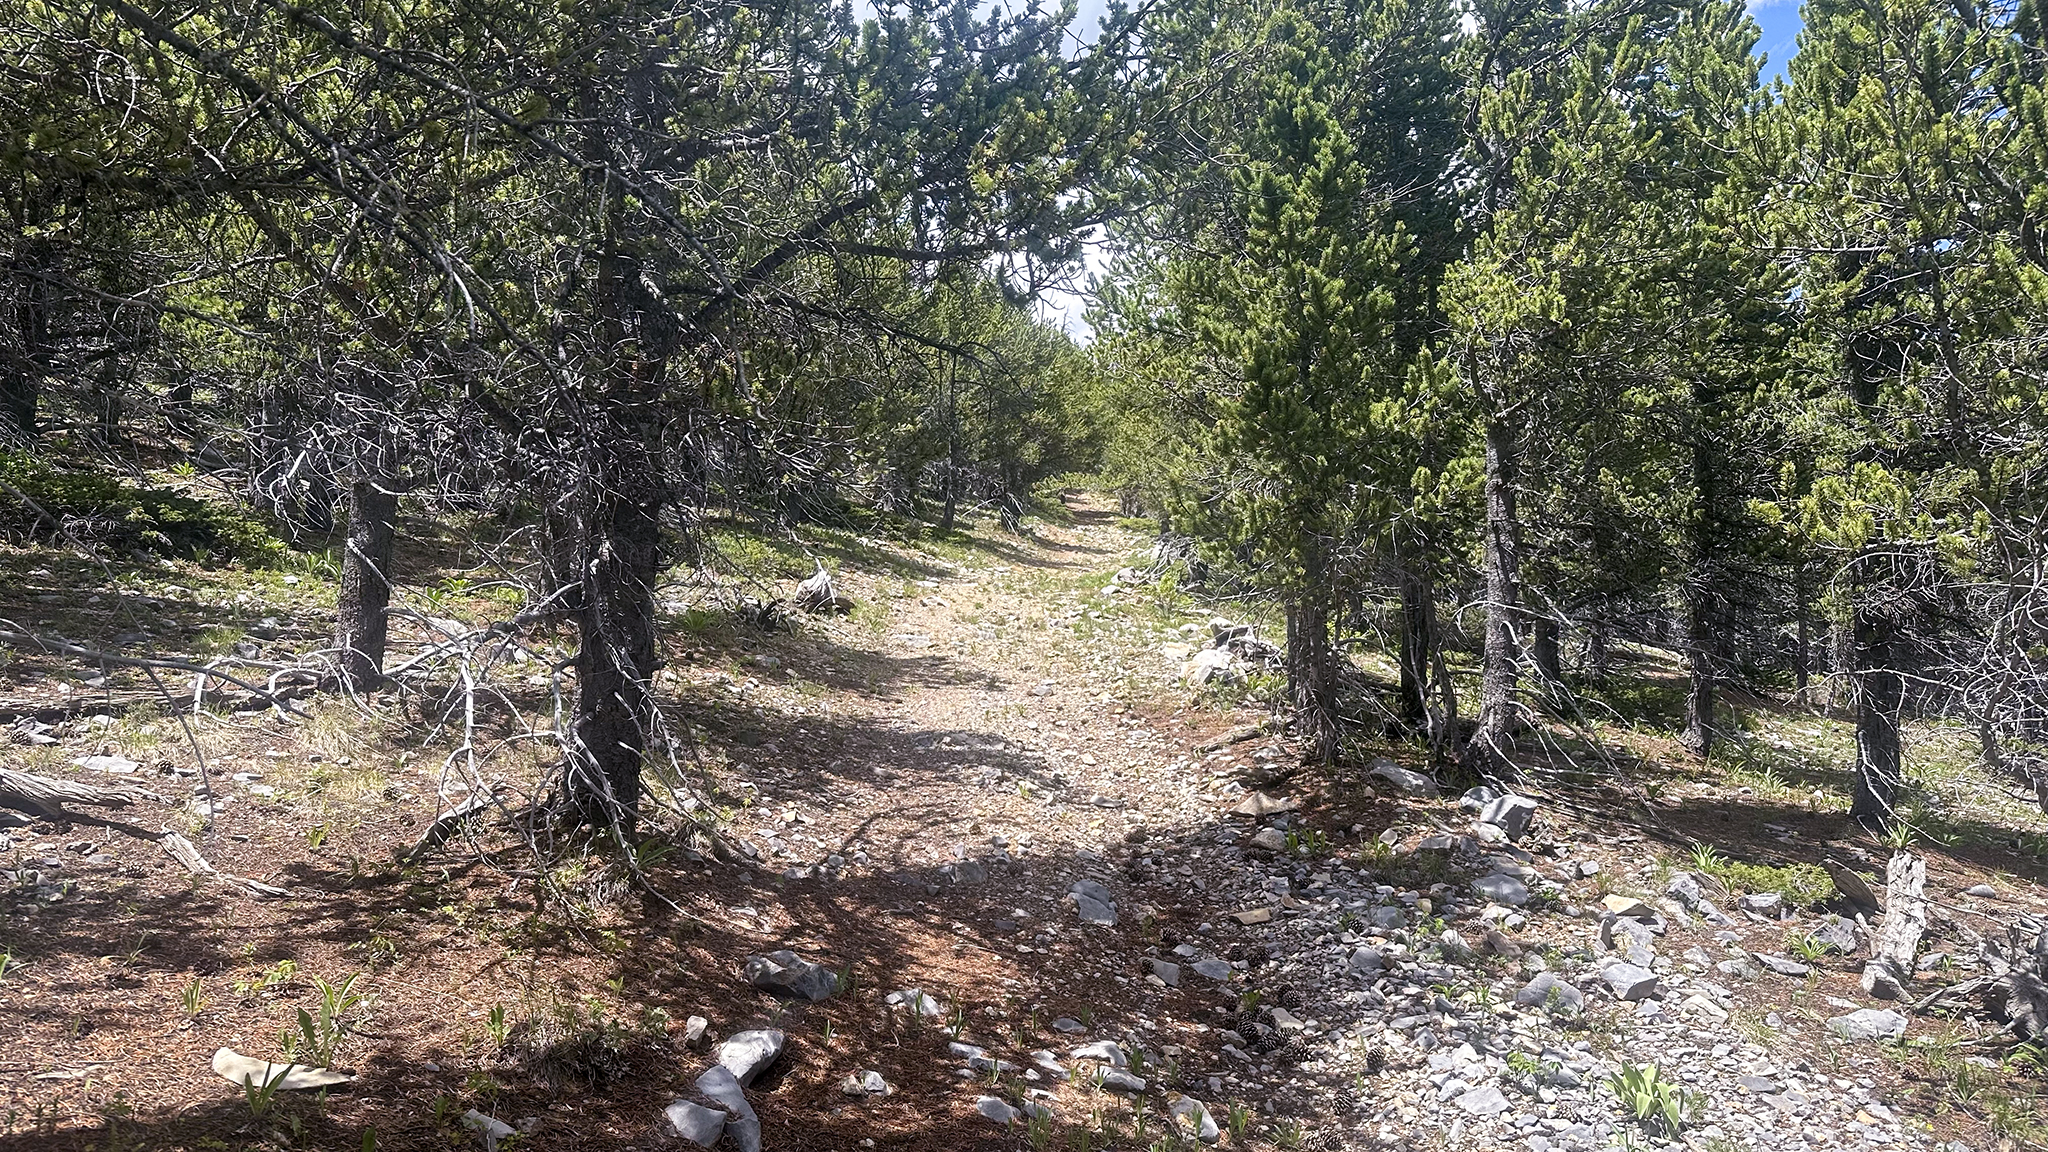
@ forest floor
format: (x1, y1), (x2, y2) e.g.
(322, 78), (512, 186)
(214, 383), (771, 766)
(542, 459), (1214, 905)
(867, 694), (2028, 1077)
(1, 494), (2045, 1152)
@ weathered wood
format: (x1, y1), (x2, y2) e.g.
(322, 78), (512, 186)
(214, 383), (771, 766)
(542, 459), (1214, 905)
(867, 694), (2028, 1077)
(0, 767), (150, 820)
(1983, 922), (2048, 1038)
(1860, 851), (1927, 999)
(158, 831), (216, 875)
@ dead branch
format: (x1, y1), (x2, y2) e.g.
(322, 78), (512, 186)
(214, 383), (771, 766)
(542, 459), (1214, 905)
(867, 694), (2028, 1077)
(0, 627), (309, 720)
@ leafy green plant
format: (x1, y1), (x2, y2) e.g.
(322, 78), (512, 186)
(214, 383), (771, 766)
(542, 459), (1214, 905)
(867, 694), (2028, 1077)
(1226, 1103), (1253, 1144)
(294, 973), (369, 1066)
(240, 1064), (292, 1119)
(1607, 1062), (1699, 1137)
(486, 1004), (509, 1049)
(181, 978), (206, 1019)
(1786, 932), (1831, 964)
(1687, 842), (1726, 872)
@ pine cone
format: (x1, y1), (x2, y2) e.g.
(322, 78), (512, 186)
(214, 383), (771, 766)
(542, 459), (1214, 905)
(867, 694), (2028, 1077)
(1278, 987), (1305, 1010)
(1307, 1132), (1342, 1152)
(1280, 1037), (1314, 1062)
(1254, 1034), (1283, 1054)
(1233, 1009), (1261, 1033)
(1365, 1044), (1387, 1075)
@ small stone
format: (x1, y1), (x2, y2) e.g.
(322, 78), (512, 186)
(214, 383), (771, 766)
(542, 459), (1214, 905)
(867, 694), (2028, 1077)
(1828, 1008), (1908, 1041)
(716, 1029), (785, 1086)
(1754, 953), (1811, 977)
(886, 989), (946, 1018)
(1345, 946), (1384, 975)
(1074, 895), (1118, 926)
(1190, 958), (1233, 981)
(1738, 1075), (1781, 1095)
(1459, 785), (1502, 814)
(1070, 1041), (1128, 1068)
(741, 950), (839, 1001)
(1600, 962), (1659, 1002)
(1472, 873), (1529, 907)
(840, 1070), (891, 1096)
(1147, 958), (1182, 986)
(1478, 794), (1538, 841)
(1963, 883), (1997, 898)
(683, 1015), (710, 1048)
(663, 1100), (728, 1147)
(1233, 792), (1299, 817)
(1739, 892), (1785, 916)
(1456, 1084), (1511, 1116)
(1228, 907), (1274, 925)
(695, 1067), (761, 1152)
(977, 1096), (1021, 1126)
(1250, 828), (1290, 852)
(1169, 1096), (1222, 1143)
(1665, 871), (1705, 910)
(1367, 759), (1439, 798)
(1514, 973), (1583, 1016)
(1096, 1069), (1147, 1094)
(1601, 894), (1656, 919)
(1051, 1017), (1088, 1034)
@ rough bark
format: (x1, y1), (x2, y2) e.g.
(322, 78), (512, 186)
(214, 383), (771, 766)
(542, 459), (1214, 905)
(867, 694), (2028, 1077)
(569, 426), (661, 831)
(3, 235), (53, 438)
(333, 475), (398, 691)
(1286, 586), (1340, 765)
(1681, 588), (1717, 756)
(1467, 414), (1523, 773)
(1860, 851), (1926, 999)
(1531, 616), (1562, 697)
(1397, 566), (1434, 728)
(1851, 576), (1906, 827)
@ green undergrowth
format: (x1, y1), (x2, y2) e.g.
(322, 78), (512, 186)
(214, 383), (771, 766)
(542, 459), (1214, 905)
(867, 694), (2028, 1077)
(0, 450), (281, 564)
(1682, 843), (1835, 906)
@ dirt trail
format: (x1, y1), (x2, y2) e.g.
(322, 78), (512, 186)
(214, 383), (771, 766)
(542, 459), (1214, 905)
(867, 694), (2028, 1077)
(0, 495), (2040, 1152)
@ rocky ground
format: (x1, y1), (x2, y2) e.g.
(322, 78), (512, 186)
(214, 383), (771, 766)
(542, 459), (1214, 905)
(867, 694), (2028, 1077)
(0, 497), (2043, 1152)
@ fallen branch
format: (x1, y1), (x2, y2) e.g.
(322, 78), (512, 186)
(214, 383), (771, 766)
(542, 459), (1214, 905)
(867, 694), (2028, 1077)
(0, 767), (155, 821)
(0, 627), (308, 720)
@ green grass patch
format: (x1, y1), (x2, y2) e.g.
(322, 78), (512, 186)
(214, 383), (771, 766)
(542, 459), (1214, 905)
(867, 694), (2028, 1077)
(1, 451), (281, 564)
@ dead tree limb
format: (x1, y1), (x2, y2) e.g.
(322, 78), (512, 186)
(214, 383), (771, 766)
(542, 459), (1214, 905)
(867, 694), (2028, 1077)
(0, 767), (155, 821)
(1861, 851), (1927, 999)
(0, 628), (309, 719)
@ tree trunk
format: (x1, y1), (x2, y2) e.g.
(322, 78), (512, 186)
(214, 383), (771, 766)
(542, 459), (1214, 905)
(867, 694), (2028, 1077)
(333, 476), (398, 692)
(1851, 581), (1906, 827)
(1584, 620), (1609, 681)
(3, 235), (53, 438)
(1531, 616), (1562, 697)
(1286, 593), (1339, 764)
(568, 414), (661, 833)
(1397, 566), (1434, 729)
(1467, 414), (1523, 773)
(1681, 588), (1717, 756)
